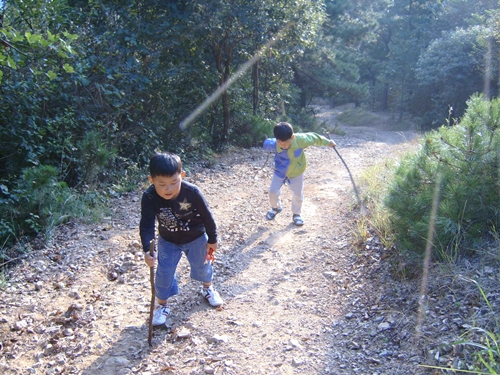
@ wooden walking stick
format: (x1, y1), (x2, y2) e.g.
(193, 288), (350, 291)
(147, 238), (156, 346)
(333, 146), (364, 214)
(329, 135), (364, 215)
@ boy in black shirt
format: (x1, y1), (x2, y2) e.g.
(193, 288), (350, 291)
(140, 152), (223, 326)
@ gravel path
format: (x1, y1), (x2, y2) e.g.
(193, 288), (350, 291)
(3, 104), (498, 375)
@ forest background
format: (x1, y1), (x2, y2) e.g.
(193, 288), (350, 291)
(0, 0), (499, 263)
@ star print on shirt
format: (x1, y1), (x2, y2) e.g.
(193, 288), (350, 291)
(178, 199), (192, 211)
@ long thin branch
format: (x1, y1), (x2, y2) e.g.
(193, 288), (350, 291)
(0, 37), (29, 56)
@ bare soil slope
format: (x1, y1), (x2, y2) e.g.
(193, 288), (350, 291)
(2, 104), (498, 375)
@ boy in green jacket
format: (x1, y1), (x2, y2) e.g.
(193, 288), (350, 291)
(263, 122), (336, 226)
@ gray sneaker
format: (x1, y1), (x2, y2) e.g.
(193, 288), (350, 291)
(152, 304), (170, 326)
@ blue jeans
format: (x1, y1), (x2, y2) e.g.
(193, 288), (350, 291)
(155, 234), (213, 300)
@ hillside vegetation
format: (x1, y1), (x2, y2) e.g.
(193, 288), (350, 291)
(1, 0), (499, 253)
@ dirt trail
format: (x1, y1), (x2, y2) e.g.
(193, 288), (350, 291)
(0, 104), (443, 375)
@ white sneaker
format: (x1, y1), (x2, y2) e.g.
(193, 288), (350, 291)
(201, 286), (224, 307)
(152, 304), (170, 326)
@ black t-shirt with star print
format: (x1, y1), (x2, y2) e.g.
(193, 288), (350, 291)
(140, 181), (217, 252)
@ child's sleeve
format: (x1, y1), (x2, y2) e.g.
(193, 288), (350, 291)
(139, 191), (156, 252)
(194, 189), (218, 244)
(297, 133), (331, 148)
(263, 138), (277, 152)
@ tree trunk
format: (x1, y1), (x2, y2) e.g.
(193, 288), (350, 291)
(293, 68), (308, 109)
(252, 62), (259, 114)
(221, 68), (230, 145)
(399, 76), (405, 121)
(484, 36), (493, 100)
(382, 83), (389, 111)
(408, 0), (413, 29)
(212, 32), (234, 148)
(300, 90), (307, 108)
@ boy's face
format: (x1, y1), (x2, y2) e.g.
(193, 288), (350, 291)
(149, 171), (185, 200)
(277, 134), (294, 150)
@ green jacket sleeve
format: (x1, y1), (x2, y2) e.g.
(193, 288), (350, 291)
(295, 132), (331, 148)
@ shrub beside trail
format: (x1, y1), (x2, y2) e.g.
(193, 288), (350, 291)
(385, 94), (500, 259)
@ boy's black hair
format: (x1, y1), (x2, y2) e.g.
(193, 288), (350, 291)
(273, 122), (294, 141)
(149, 152), (182, 177)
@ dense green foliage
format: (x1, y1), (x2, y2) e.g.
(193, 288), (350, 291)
(0, 0), (499, 255)
(386, 95), (500, 258)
